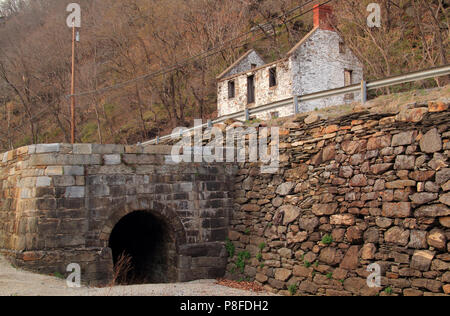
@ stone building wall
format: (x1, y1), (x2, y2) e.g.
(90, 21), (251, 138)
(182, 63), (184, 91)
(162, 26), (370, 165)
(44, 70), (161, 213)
(0, 144), (235, 285)
(217, 28), (363, 120)
(291, 28), (364, 112)
(227, 101), (450, 296)
(217, 59), (294, 119)
(220, 50), (266, 79)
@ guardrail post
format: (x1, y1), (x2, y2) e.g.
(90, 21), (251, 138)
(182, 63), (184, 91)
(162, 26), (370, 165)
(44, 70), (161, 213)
(207, 120), (212, 128)
(293, 95), (299, 114)
(245, 108), (250, 121)
(156, 136), (160, 144)
(361, 80), (367, 104)
(138, 66), (450, 147)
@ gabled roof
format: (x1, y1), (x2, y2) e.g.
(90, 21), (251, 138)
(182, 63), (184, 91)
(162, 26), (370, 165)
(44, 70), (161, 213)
(286, 26), (319, 56)
(217, 27), (321, 82)
(217, 25), (350, 82)
(218, 57), (289, 82)
(216, 49), (264, 80)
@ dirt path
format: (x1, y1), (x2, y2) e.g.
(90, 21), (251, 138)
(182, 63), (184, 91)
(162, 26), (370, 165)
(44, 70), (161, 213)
(0, 256), (272, 296)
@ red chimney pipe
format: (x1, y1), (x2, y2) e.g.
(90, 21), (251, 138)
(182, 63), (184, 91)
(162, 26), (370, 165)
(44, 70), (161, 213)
(313, 4), (334, 31)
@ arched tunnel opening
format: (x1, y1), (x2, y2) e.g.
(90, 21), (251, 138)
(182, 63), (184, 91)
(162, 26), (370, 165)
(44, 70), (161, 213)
(108, 211), (178, 284)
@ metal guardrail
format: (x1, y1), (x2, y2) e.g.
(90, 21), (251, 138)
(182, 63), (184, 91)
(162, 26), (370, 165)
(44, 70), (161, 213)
(142, 64), (450, 146)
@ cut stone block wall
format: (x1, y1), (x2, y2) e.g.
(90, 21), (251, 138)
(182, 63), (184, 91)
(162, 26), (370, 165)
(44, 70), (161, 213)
(227, 101), (450, 296)
(1, 101), (448, 294)
(0, 144), (235, 285)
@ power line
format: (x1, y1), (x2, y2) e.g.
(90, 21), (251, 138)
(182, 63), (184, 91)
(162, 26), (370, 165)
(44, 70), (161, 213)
(68, 0), (331, 98)
(3, 26), (275, 138)
(4, 23), (277, 135)
(251, 0), (317, 30)
(8, 107), (52, 134)
(284, 0), (333, 24)
(5, 0), (333, 139)
(68, 0), (318, 98)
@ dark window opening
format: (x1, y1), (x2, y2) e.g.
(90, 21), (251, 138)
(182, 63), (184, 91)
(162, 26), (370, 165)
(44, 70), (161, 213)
(344, 69), (353, 86)
(228, 80), (235, 99)
(109, 211), (177, 285)
(247, 75), (255, 104)
(269, 67), (277, 87)
(339, 41), (346, 54)
(271, 111), (279, 119)
(251, 63), (257, 69)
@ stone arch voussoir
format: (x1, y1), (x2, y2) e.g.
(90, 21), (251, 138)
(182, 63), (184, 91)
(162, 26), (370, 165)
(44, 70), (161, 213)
(99, 197), (187, 248)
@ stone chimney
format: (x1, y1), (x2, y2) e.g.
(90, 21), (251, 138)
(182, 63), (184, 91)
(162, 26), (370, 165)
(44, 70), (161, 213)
(313, 4), (334, 31)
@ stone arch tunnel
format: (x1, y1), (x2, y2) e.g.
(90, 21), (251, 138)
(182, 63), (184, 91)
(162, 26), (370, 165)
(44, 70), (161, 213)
(108, 210), (178, 284)
(0, 144), (235, 285)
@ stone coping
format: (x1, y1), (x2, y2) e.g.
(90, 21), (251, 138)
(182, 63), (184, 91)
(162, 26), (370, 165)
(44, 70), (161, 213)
(0, 144), (173, 163)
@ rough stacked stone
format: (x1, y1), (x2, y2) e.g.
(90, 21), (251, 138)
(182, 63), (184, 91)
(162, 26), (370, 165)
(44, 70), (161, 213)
(227, 101), (450, 296)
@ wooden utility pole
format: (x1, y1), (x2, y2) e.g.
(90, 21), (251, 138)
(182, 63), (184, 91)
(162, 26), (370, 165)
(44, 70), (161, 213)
(7, 101), (12, 150)
(67, 3), (81, 143)
(71, 24), (76, 144)
(2, 97), (13, 150)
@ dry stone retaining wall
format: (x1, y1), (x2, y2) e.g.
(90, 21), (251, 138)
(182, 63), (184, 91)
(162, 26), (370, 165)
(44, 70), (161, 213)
(1, 99), (449, 295)
(227, 101), (450, 296)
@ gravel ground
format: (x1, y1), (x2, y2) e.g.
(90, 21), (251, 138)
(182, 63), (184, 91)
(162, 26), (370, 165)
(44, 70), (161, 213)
(0, 255), (273, 296)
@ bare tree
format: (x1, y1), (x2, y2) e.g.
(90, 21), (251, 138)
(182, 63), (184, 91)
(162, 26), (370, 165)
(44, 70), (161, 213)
(0, 0), (447, 151)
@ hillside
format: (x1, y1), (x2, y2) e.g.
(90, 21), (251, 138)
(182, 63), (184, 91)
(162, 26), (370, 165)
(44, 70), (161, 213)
(0, 0), (448, 151)
(152, 84), (450, 147)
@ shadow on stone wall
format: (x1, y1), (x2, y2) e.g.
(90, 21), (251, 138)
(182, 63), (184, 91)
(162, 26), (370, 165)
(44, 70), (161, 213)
(227, 101), (450, 296)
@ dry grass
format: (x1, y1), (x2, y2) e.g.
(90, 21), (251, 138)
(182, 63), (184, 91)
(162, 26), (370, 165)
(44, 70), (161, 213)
(265, 84), (450, 127)
(153, 84), (450, 145)
(365, 84), (450, 115)
(216, 278), (265, 293)
(109, 252), (133, 287)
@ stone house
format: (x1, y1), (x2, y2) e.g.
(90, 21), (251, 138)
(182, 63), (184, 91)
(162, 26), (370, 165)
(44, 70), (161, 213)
(216, 5), (364, 120)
